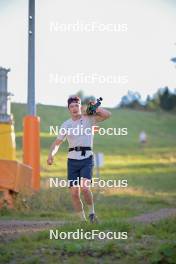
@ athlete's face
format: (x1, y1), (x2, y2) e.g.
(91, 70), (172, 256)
(68, 102), (82, 117)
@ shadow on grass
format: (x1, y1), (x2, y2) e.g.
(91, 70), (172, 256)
(0, 187), (174, 222)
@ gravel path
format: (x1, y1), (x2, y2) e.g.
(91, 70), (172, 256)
(130, 208), (176, 224)
(0, 220), (67, 242)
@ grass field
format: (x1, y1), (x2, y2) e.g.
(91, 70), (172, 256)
(0, 103), (176, 263)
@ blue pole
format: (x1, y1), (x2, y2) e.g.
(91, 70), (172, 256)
(27, 0), (35, 115)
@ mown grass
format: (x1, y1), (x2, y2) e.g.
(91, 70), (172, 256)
(0, 218), (175, 263)
(0, 103), (175, 263)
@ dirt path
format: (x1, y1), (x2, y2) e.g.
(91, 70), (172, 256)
(0, 220), (68, 242)
(0, 208), (176, 242)
(130, 208), (176, 224)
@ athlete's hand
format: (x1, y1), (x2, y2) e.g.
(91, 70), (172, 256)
(47, 155), (54, 165)
(89, 100), (96, 105)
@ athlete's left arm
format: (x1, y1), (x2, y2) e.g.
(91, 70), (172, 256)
(94, 107), (112, 122)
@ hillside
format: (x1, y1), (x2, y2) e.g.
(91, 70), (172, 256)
(11, 103), (176, 154)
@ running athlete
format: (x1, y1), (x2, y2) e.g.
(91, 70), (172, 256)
(47, 96), (111, 223)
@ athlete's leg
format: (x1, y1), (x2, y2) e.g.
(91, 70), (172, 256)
(80, 156), (98, 223)
(69, 185), (86, 221)
(80, 178), (95, 214)
(67, 158), (86, 220)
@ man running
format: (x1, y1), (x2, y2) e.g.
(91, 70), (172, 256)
(47, 96), (111, 223)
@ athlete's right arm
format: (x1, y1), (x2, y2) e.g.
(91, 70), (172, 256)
(47, 138), (63, 165)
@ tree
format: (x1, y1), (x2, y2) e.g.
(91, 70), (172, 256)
(75, 90), (95, 105)
(159, 87), (175, 111)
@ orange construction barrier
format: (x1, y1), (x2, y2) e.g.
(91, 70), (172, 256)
(0, 160), (32, 208)
(23, 115), (40, 191)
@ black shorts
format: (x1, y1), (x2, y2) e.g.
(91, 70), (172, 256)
(67, 155), (94, 187)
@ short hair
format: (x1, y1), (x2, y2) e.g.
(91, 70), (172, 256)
(67, 96), (81, 108)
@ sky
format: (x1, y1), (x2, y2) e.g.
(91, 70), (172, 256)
(0, 0), (176, 107)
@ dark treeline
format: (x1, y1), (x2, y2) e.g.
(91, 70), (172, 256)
(75, 87), (176, 111)
(118, 87), (176, 111)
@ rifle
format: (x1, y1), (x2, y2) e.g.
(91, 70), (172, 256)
(86, 97), (103, 115)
